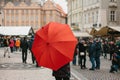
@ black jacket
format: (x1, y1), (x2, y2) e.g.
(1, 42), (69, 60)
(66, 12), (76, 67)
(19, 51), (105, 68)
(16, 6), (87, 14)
(20, 39), (28, 50)
(78, 42), (86, 52)
(52, 63), (70, 78)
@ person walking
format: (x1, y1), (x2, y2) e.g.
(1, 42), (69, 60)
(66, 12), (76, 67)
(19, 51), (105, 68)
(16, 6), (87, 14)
(20, 37), (29, 64)
(15, 38), (20, 52)
(28, 36), (39, 67)
(9, 37), (14, 53)
(52, 63), (70, 80)
(3, 36), (10, 58)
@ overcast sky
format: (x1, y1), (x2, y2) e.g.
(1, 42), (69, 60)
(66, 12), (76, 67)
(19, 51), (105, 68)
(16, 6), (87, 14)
(38, 0), (67, 13)
(53, 0), (67, 13)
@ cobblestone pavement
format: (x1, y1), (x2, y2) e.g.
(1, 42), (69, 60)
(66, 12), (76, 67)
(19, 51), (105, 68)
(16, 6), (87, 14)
(72, 55), (120, 80)
(2, 47), (120, 80)
(0, 48), (56, 80)
(0, 48), (78, 80)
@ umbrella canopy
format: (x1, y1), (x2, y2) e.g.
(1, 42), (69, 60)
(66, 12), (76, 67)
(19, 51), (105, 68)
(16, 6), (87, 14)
(32, 22), (78, 71)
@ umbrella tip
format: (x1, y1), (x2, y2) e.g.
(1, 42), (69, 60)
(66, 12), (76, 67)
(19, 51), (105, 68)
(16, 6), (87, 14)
(47, 42), (49, 45)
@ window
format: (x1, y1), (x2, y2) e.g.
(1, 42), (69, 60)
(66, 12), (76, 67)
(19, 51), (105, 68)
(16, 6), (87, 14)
(6, 16), (10, 21)
(31, 10), (33, 14)
(96, 11), (98, 23)
(36, 10), (39, 14)
(11, 10), (14, 16)
(30, 16), (34, 22)
(88, 13), (90, 23)
(92, 12), (94, 23)
(84, 14), (86, 24)
(86, 14), (88, 24)
(21, 10), (24, 15)
(26, 10), (28, 14)
(15, 16), (18, 21)
(11, 16), (14, 21)
(6, 10), (10, 14)
(35, 16), (38, 21)
(16, 10), (19, 14)
(110, 11), (116, 21)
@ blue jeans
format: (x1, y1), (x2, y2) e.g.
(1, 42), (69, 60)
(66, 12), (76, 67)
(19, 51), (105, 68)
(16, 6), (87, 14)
(72, 55), (76, 65)
(95, 57), (100, 69)
(90, 57), (95, 69)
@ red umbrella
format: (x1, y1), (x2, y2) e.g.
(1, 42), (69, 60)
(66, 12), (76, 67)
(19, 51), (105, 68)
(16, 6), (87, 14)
(32, 22), (78, 71)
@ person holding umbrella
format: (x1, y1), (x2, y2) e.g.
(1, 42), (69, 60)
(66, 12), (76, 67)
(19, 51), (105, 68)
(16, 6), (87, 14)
(52, 63), (70, 80)
(31, 22), (78, 80)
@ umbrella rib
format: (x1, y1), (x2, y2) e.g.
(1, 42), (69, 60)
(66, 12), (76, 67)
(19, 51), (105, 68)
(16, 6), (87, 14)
(49, 48), (56, 69)
(49, 26), (67, 41)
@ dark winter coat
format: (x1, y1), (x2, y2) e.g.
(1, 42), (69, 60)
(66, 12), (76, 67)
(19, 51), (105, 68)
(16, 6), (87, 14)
(52, 63), (70, 78)
(95, 42), (101, 57)
(74, 45), (78, 57)
(28, 38), (34, 50)
(103, 43), (109, 53)
(78, 42), (86, 52)
(78, 42), (87, 56)
(20, 38), (28, 50)
(109, 44), (116, 54)
(88, 42), (96, 57)
(3, 38), (9, 47)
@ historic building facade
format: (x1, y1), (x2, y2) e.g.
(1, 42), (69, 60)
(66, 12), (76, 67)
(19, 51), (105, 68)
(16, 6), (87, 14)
(0, 9), (2, 26)
(67, 0), (120, 31)
(0, 0), (67, 31)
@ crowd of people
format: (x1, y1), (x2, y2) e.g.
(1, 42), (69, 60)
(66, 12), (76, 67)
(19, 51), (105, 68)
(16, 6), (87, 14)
(73, 37), (120, 73)
(1, 35), (120, 80)
(0, 35), (39, 67)
(52, 37), (120, 80)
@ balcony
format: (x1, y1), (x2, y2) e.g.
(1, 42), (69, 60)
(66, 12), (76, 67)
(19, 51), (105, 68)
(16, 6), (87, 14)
(109, 2), (117, 8)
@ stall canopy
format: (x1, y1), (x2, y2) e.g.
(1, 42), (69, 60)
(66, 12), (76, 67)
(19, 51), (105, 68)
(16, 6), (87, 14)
(0, 26), (34, 36)
(86, 27), (101, 36)
(95, 26), (110, 36)
(109, 26), (120, 32)
(95, 26), (120, 36)
(73, 31), (92, 37)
